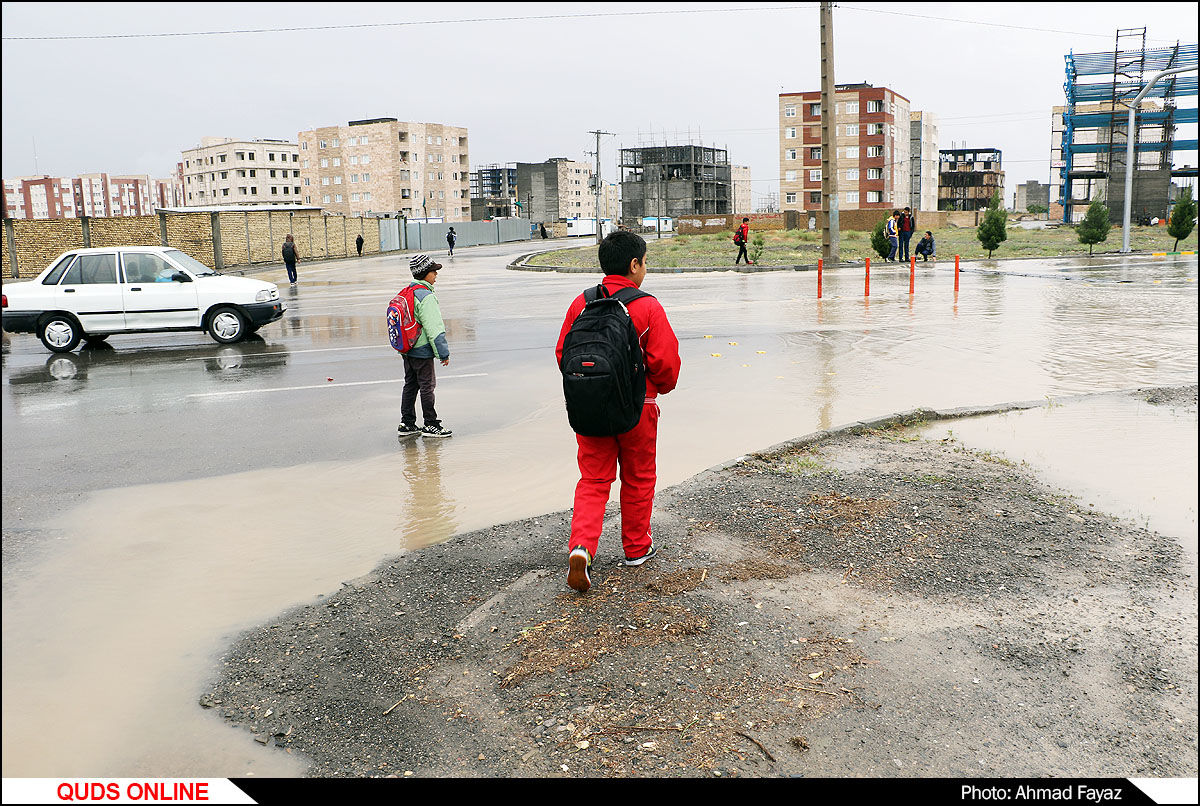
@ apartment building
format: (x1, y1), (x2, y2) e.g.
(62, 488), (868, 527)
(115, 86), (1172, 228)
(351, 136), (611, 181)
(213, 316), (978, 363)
(731, 164), (753, 214)
(515, 158), (595, 223)
(470, 163), (518, 219)
(909, 111), (940, 212)
(619, 145), (730, 219)
(298, 118), (470, 220)
(938, 148), (1005, 211)
(779, 83), (910, 214)
(180, 137), (301, 207)
(3, 173), (160, 219)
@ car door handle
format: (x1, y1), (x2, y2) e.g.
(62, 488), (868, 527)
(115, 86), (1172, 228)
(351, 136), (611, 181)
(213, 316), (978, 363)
(64, 288), (75, 293)
(130, 287), (142, 291)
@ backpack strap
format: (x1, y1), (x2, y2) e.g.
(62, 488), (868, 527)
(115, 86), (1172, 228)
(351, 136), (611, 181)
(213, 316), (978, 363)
(582, 283), (651, 306)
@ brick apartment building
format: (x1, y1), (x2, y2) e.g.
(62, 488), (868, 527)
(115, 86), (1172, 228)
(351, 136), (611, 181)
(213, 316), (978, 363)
(298, 118), (470, 221)
(3, 173), (175, 219)
(779, 83), (911, 214)
(180, 137), (301, 207)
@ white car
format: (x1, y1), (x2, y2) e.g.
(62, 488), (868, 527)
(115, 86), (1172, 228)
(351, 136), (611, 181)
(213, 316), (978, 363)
(2, 246), (285, 352)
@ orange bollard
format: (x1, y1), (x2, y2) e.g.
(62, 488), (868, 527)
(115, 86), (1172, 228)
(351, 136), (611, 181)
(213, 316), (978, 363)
(909, 256), (915, 295)
(864, 257), (870, 297)
(954, 254), (960, 293)
(817, 258), (823, 299)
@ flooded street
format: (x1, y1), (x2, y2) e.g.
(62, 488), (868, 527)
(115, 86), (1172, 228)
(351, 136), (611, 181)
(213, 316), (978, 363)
(2, 242), (1196, 776)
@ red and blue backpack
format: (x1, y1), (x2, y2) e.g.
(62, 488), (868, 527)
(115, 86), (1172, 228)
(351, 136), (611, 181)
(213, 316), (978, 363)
(386, 284), (423, 353)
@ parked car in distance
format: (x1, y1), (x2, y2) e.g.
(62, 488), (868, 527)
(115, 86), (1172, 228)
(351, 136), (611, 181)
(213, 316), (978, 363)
(2, 247), (284, 352)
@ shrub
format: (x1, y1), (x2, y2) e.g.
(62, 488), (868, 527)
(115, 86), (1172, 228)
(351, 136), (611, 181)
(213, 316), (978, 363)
(1168, 186), (1196, 251)
(871, 219), (890, 258)
(749, 232), (766, 263)
(1076, 199), (1111, 255)
(977, 191), (1008, 258)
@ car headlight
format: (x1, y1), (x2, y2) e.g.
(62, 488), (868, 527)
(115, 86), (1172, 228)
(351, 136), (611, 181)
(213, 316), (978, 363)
(256, 290), (270, 302)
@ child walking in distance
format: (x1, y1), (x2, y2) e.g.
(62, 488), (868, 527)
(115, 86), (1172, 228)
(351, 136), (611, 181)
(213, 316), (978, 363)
(734, 218), (753, 265)
(556, 231), (681, 593)
(397, 254), (453, 439)
(446, 227), (456, 256)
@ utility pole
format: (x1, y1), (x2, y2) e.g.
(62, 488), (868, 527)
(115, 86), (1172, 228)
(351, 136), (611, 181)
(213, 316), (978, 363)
(819, 1), (840, 264)
(587, 130), (615, 243)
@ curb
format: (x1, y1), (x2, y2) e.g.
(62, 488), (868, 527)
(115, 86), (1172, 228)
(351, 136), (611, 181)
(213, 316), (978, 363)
(507, 247), (1191, 275)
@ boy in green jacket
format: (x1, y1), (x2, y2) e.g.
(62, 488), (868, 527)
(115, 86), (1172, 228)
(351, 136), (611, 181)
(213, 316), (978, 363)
(398, 253), (453, 439)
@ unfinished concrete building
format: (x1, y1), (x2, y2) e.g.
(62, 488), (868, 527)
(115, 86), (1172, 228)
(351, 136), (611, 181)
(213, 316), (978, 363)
(938, 147), (1005, 211)
(619, 145), (731, 221)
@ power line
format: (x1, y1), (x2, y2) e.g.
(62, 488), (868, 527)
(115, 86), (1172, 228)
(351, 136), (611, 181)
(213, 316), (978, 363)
(1, 5), (818, 41)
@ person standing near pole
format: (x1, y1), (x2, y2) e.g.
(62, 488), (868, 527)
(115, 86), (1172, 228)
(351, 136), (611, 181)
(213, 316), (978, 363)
(282, 234), (299, 284)
(734, 217), (753, 265)
(899, 207), (916, 262)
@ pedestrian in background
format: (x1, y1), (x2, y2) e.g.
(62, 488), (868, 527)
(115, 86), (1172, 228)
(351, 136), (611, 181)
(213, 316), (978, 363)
(356, 233), (364, 256)
(540, 223), (548, 240)
(397, 254), (453, 439)
(556, 231), (681, 593)
(734, 217), (753, 265)
(885, 211), (900, 262)
(446, 226), (457, 257)
(915, 230), (936, 262)
(899, 207), (916, 262)
(282, 234), (299, 283)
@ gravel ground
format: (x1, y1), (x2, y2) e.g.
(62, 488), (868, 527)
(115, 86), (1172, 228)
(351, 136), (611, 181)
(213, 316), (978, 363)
(202, 388), (1197, 778)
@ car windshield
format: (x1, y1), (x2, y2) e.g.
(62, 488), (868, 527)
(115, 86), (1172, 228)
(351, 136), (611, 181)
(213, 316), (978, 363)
(164, 249), (219, 276)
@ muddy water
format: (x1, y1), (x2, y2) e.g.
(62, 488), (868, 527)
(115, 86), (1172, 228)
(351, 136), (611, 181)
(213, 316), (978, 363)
(920, 395), (1199, 564)
(2, 252), (1196, 776)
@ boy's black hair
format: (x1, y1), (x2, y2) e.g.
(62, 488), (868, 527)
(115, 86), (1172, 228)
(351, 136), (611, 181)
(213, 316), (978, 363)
(925, 230), (932, 236)
(598, 230), (647, 275)
(892, 210), (901, 216)
(904, 207), (911, 212)
(742, 217), (750, 222)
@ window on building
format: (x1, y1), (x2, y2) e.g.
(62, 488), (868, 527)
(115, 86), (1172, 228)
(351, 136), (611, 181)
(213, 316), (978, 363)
(810, 147), (821, 160)
(844, 147), (859, 159)
(351, 193), (360, 201)
(303, 160), (309, 169)
(292, 170), (299, 177)
(319, 140), (327, 148)
(867, 168), (883, 179)
(351, 174), (358, 183)
(808, 103), (821, 116)
(220, 171), (228, 179)
(786, 127), (797, 138)
(809, 169), (822, 181)
(785, 192), (797, 204)
(846, 101), (860, 114)
(335, 194), (342, 202)
(301, 143), (307, 151)
(323, 194), (330, 203)
(866, 100), (883, 113)
(320, 159), (328, 168)
(332, 158), (341, 167)
(362, 173), (370, 181)
(363, 192), (371, 201)
(269, 170), (276, 178)
(360, 136), (368, 145)
(294, 186), (300, 194)
(786, 149), (797, 160)
(866, 146), (884, 158)
(292, 154), (298, 161)
(809, 192), (821, 205)
(785, 170), (797, 181)
(269, 153), (276, 161)
(867, 190), (882, 203)
(867, 123), (883, 135)
(427, 135), (433, 144)
(347, 137), (357, 146)
(250, 187), (257, 195)
(248, 153), (255, 160)
(239, 187), (247, 195)
(249, 169), (256, 177)
(784, 105), (796, 117)
(846, 191), (860, 205)
(845, 124), (859, 136)
(846, 168), (860, 180)
(271, 186), (277, 194)
(218, 154), (226, 163)
(331, 138), (339, 147)
(334, 177), (341, 185)
(361, 155), (370, 165)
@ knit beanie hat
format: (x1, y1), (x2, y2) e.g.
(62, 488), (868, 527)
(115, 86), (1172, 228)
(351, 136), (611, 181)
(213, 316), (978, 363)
(409, 253), (442, 279)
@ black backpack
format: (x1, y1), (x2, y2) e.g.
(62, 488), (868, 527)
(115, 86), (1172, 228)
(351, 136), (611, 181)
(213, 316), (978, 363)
(282, 241), (296, 261)
(560, 284), (651, 437)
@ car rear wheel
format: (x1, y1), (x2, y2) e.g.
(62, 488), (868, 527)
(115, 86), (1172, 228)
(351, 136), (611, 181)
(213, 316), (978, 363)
(207, 306), (247, 344)
(39, 314), (82, 353)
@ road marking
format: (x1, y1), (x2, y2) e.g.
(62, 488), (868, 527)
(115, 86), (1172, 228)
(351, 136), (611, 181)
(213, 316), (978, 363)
(187, 373), (487, 399)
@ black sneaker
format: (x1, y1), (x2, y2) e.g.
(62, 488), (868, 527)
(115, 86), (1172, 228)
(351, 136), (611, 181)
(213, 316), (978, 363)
(397, 423), (420, 438)
(567, 546), (592, 593)
(622, 542), (658, 567)
(421, 424), (453, 438)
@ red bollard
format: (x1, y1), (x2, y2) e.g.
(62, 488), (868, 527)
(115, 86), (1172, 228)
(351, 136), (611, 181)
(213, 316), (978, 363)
(864, 257), (870, 297)
(954, 255), (960, 293)
(909, 256), (915, 295)
(817, 258), (823, 299)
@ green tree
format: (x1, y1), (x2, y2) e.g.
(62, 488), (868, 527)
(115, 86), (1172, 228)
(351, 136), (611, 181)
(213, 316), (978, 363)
(976, 191), (1007, 258)
(1076, 199), (1112, 255)
(1168, 186), (1196, 252)
(871, 218), (890, 258)
(749, 231), (766, 264)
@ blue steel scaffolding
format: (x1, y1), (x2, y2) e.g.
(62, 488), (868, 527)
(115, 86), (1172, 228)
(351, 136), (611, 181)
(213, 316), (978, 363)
(1059, 34), (1198, 223)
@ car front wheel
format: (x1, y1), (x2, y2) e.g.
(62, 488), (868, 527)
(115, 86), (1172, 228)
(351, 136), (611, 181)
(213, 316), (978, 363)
(39, 314), (82, 353)
(207, 306), (247, 344)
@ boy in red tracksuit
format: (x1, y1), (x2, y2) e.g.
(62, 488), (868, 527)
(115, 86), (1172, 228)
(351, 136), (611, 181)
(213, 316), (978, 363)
(555, 231), (681, 593)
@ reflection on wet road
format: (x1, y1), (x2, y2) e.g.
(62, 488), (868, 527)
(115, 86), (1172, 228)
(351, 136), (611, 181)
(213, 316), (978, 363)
(2, 243), (1196, 776)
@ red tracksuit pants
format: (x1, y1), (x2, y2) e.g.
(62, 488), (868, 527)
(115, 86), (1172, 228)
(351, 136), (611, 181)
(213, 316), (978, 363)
(570, 400), (660, 560)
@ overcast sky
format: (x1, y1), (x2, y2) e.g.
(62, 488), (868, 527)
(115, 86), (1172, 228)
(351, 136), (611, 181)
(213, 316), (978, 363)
(3, 2), (1197, 208)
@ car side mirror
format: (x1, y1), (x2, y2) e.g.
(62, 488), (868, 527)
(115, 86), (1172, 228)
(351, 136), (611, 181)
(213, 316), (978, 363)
(172, 273), (192, 283)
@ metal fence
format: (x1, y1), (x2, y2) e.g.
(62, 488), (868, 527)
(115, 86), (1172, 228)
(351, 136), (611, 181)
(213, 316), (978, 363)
(401, 218), (531, 252)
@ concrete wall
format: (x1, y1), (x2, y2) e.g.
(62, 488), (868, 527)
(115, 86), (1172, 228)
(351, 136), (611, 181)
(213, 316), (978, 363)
(2, 211), (383, 279)
(675, 213), (786, 234)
